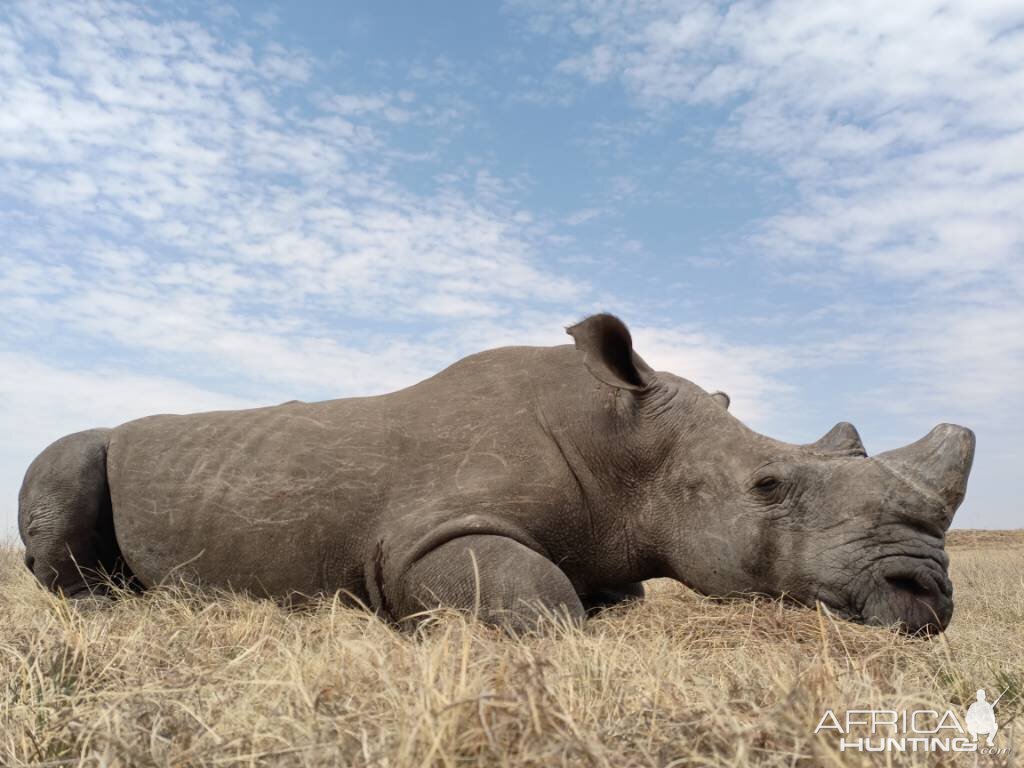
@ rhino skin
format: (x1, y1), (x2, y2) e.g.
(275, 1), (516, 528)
(18, 314), (975, 634)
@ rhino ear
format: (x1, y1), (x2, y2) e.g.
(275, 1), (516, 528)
(566, 313), (653, 391)
(710, 391), (731, 410)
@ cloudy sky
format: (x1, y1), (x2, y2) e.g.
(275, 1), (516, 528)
(2, 0), (1021, 530)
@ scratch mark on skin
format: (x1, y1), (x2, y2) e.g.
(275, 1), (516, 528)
(454, 428), (509, 492)
(230, 511), (310, 526)
(534, 404), (593, 539)
(367, 539), (389, 617)
(287, 415), (328, 429)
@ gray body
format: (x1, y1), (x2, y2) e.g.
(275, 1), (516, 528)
(19, 315), (975, 634)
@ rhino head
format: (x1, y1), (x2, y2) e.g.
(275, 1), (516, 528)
(569, 314), (975, 635)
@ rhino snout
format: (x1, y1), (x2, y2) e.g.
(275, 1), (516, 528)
(860, 556), (954, 636)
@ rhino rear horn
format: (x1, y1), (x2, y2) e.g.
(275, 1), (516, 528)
(875, 424), (976, 527)
(567, 313), (653, 391)
(807, 422), (866, 456)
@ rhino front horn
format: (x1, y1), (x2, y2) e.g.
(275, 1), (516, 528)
(876, 424), (976, 524)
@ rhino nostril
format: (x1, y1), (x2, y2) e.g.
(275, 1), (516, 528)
(884, 573), (946, 602)
(886, 574), (934, 597)
(886, 568), (953, 601)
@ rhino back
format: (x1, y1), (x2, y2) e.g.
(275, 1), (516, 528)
(107, 345), (588, 598)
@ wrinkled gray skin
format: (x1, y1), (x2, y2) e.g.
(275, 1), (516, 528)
(19, 314), (975, 635)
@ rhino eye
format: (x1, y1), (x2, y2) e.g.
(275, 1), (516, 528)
(752, 476), (783, 495)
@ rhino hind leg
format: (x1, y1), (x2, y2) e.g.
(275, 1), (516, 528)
(391, 534), (585, 632)
(18, 428), (137, 598)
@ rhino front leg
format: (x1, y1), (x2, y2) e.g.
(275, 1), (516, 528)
(391, 535), (585, 632)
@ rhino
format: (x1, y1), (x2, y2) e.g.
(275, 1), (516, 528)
(18, 314), (975, 634)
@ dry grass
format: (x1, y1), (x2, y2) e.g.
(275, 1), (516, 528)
(1, 531), (1022, 767)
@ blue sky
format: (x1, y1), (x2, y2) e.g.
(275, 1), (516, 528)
(2, 0), (1022, 530)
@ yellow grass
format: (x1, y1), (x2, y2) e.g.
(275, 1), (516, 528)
(1, 530), (1022, 767)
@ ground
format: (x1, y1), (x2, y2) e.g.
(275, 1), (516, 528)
(0, 530), (1021, 767)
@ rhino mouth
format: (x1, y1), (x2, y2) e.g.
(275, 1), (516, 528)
(810, 590), (862, 623)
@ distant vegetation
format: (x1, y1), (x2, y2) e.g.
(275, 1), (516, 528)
(1, 531), (1021, 766)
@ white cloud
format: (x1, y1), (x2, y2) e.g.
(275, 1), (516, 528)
(259, 42), (311, 82)
(318, 91), (416, 123)
(563, 207), (603, 226)
(252, 8), (279, 31)
(632, 326), (793, 424)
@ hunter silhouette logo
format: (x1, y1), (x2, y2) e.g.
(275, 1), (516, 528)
(965, 688), (1000, 746)
(814, 686), (1010, 754)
